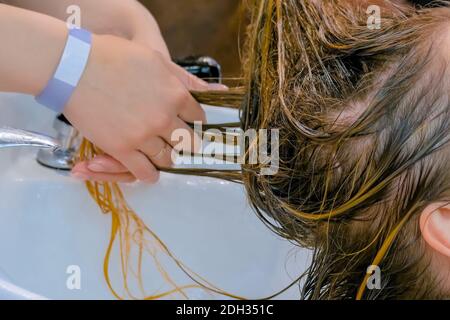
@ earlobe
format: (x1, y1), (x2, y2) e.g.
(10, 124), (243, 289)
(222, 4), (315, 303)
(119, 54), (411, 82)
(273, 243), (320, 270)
(420, 202), (450, 258)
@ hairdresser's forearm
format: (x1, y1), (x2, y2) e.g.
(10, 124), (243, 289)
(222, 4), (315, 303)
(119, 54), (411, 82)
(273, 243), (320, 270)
(5, 0), (170, 58)
(0, 4), (67, 95)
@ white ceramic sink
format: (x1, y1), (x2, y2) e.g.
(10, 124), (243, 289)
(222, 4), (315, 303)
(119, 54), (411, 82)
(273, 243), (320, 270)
(0, 93), (309, 300)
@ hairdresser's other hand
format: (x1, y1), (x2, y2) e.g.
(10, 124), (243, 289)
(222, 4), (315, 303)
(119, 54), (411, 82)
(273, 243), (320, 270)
(66, 34), (208, 183)
(9, 0), (172, 60)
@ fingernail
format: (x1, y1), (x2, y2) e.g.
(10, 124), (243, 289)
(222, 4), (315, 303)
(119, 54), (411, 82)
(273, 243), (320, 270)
(88, 163), (106, 172)
(71, 172), (89, 181)
(208, 83), (229, 91)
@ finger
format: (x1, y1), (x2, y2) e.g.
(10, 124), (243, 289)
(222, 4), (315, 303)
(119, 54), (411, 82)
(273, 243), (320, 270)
(164, 62), (207, 123)
(165, 60), (228, 91)
(147, 60), (205, 125)
(162, 118), (202, 154)
(165, 59), (229, 92)
(86, 155), (129, 173)
(166, 61), (210, 92)
(72, 162), (136, 183)
(114, 151), (160, 183)
(207, 83), (229, 91)
(138, 137), (173, 169)
(73, 171), (136, 183)
(175, 90), (207, 124)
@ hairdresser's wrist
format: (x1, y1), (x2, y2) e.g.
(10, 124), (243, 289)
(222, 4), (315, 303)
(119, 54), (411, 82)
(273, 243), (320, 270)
(62, 33), (134, 121)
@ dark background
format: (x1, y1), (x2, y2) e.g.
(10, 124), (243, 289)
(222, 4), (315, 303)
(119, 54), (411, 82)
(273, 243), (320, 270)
(139, 0), (244, 78)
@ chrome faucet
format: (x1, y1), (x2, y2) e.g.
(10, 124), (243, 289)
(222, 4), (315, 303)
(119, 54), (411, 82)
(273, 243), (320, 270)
(0, 127), (60, 150)
(0, 115), (80, 170)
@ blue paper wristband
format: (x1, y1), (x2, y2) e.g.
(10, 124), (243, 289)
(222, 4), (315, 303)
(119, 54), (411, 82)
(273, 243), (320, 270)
(35, 27), (92, 113)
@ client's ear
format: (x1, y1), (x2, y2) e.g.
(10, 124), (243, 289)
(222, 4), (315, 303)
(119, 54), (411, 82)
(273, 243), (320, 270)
(420, 203), (450, 258)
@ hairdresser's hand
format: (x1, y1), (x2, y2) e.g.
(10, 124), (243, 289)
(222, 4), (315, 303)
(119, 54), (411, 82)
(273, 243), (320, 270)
(127, 3), (171, 60)
(66, 34), (209, 183)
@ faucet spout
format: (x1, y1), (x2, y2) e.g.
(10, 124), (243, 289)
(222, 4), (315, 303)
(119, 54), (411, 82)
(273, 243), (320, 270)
(0, 127), (60, 150)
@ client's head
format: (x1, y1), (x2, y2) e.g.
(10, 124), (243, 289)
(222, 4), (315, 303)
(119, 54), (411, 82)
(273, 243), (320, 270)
(237, 0), (450, 299)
